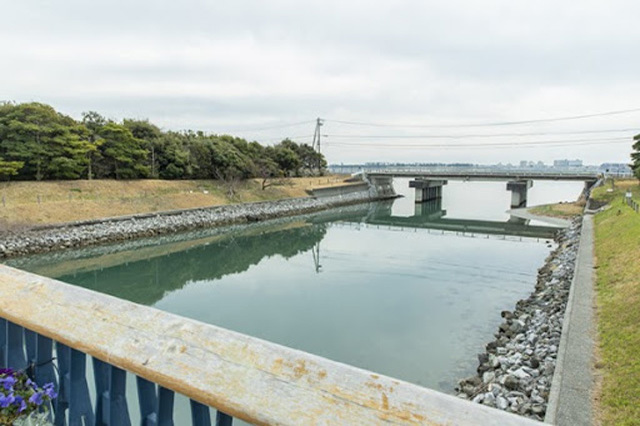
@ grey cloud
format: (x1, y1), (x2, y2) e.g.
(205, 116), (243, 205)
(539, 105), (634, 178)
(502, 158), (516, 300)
(1, 0), (639, 166)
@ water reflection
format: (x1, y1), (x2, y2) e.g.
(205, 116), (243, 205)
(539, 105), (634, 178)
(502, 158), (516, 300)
(346, 199), (561, 239)
(8, 195), (555, 396)
(48, 222), (327, 305)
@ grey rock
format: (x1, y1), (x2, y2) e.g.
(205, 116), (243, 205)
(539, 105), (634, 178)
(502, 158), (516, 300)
(482, 392), (496, 406)
(503, 375), (520, 391)
(472, 394), (484, 404)
(482, 371), (495, 384)
(531, 404), (545, 415)
(496, 396), (509, 410)
(453, 219), (582, 421)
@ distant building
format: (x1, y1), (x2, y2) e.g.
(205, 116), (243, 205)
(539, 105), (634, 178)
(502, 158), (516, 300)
(599, 163), (633, 176)
(519, 160), (546, 169)
(553, 159), (583, 168)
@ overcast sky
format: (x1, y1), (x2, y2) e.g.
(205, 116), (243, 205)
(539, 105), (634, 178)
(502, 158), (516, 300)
(2, 0), (640, 165)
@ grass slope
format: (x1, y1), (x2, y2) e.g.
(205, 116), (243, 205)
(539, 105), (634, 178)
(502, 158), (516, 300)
(592, 179), (640, 425)
(0, 176), (347, 228)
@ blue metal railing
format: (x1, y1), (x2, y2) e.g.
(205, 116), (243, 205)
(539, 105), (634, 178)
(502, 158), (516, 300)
(1, 318), (232, 426)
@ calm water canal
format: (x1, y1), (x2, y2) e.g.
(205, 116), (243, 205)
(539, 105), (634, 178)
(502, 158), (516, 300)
(10, 179), (583, 421)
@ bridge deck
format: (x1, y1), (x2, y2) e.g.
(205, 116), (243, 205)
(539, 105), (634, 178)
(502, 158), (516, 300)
(367, 169), (599, 181)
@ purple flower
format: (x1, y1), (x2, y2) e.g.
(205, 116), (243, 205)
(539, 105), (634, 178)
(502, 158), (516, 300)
(0, 375), (16, 391)
(12, 395), (26, 413)
(0, 392), (15, 408)
(0, 368), (13, 375)
(13, 395), (27, 413)
(43, 383), (57, 399)
(28, 391), (44, 406)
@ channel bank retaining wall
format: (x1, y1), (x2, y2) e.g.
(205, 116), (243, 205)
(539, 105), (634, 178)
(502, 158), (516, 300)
(0, 182), (396, 258)
(544, 215), (596, 425)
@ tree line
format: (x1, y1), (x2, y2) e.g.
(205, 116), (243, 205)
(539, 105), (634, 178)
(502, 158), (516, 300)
(0, 102), (326, 182)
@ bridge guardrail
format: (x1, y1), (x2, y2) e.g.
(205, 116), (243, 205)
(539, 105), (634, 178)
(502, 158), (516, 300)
(364, 168), (600, 180)
(0, 265), (542, 425)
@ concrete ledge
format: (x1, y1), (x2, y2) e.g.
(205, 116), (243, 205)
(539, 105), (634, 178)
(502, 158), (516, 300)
(506, 208), (571, 228)
(545, 215), (595, 424)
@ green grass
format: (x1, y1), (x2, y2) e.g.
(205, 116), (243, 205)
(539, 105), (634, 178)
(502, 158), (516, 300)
(592, 178), (640, 205)
(593, 179), (640, 425)
(528, 202), (583, 218)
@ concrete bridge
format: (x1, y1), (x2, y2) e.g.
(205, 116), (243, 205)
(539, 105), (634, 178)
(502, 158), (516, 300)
(366, 169), (599, 208)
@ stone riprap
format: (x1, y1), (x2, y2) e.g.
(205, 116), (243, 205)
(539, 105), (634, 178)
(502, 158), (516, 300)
(456, 219), (580, 421)
(4, 201), (376, 271)
(0, 189), (389, 259)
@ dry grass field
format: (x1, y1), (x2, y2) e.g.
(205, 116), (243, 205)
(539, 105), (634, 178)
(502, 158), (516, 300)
(528, 201), (585, 218)
(0, 175), (349, 228)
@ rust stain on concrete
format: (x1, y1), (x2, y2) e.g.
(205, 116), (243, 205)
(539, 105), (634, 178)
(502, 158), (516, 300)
(292, 359), (310, 379)
(382, 392), (389, 410)
(271, 358), (284, 374)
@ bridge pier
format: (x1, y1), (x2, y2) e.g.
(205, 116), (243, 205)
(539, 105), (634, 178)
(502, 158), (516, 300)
(414, 197), (446, 218)
(507, 180), (533, 208)
(409, 179), (447, 203)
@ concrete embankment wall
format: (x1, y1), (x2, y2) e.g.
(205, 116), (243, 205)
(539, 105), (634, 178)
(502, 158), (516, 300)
(309, 182), (370, 198)
(0, 183), (396, 258)
(544, 215), (596, 425)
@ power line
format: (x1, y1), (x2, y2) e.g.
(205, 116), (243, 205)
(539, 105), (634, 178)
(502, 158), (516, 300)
(326, 140), (630, 150)
(323, 107), (640, 129)
(324, 136), (631, 149)
(221, 120), (315, 133)
(326, 128), (640, 140)
(259, 134), (315, 143)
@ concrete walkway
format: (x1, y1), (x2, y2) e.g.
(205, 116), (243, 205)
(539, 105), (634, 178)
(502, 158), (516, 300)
(507, 207), (571, 228)
(545, 214), (596, 425)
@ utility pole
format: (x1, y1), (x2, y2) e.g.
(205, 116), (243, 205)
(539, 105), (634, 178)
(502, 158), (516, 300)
(312, 117), (323, 154)
(311, 118), (324, 174)
(312, 242), (322, 273)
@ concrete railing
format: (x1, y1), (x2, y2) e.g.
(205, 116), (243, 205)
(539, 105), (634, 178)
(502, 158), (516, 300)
(365, 169), (600, 181)
(0, 265), (541, 425)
